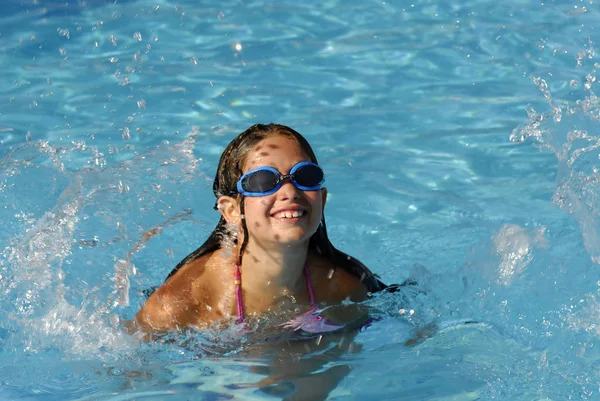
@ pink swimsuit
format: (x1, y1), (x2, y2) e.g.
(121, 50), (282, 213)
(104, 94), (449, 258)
(234, 264), (343, 333)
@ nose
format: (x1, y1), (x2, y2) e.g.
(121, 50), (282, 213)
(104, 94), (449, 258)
(277, 178), (300, 200)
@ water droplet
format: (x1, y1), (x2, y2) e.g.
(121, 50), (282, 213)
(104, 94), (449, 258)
(57, 28), (70, 39)
(110, 367), (124, 376)
(118, 181), (130, 193)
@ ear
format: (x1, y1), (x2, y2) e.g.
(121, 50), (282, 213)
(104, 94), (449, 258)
(216, 195), (242, 224)
(320, 187), (328, 210)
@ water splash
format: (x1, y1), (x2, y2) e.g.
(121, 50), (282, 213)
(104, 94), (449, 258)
(0, 133), (206, 358)
(493, 43), (600, 397)
(6, 174), (88, 320)
(511, 53), (600, 264)
(492, 223), (548, 286)
(111, 208), (195, 309)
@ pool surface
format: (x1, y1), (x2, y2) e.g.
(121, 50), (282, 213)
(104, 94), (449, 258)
(2, 0), (600, 399)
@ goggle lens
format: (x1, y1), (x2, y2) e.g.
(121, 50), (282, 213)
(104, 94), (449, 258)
(242, 170), (280, 193)
(293, 164), (323, 187)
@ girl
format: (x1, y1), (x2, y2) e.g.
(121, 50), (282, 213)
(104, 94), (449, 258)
(134, 123), (390, 333)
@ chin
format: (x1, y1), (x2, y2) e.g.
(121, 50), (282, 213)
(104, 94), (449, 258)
(267, 229), (315, 246)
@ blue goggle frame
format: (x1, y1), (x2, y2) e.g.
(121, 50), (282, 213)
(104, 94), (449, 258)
(236, 161), (325, 197)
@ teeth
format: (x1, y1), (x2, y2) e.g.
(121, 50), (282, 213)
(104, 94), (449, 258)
(276, 210), (304, 219)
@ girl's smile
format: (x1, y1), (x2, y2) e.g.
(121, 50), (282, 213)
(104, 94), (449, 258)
(271, 207), (306, 221)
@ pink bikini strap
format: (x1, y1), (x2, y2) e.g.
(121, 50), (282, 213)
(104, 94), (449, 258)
(303, 264), (316, 306)
(234, 263), (244, 323)
(234, 264), (315, 323)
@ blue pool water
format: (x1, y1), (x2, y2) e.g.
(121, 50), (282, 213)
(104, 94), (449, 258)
(2, 0), (600, 399)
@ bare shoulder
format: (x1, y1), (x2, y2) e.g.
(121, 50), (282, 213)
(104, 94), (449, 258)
(309, 253), (369, 303)
(135, 251), (226, 332)
(135, 285), (183, 332)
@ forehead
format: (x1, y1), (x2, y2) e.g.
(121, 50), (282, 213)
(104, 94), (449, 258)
(243, 135), (311, 170)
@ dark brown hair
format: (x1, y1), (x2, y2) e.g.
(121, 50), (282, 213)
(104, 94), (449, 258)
(163, 123), (387, 292)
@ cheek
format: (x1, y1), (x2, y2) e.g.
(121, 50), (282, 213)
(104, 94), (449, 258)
(243, 198), (274, 227)
(244, 197), (271, 211)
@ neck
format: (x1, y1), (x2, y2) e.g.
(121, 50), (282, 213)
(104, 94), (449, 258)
(237, 239), (310, 307)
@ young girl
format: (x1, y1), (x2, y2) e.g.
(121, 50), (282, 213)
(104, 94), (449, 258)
(134, 123), (390, 333)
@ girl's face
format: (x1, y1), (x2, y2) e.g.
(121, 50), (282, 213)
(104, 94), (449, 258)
(240, 135), (326, 248)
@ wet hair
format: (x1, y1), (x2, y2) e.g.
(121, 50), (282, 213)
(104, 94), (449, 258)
(163, 123), (388, 292)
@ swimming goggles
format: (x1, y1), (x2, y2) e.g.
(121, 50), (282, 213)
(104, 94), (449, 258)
(236, 161), (325, 197)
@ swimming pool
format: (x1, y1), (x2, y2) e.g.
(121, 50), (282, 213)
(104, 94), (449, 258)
(2, 0), (600, 399)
